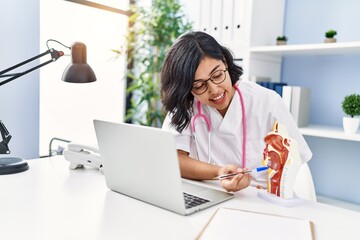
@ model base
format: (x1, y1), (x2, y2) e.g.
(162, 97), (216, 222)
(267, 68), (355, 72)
(257, 189), (303, 207)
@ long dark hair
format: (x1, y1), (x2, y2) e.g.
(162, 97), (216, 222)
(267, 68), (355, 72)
(161, 31), (243, 132)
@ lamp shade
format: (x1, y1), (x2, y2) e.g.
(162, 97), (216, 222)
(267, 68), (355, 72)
(62, 42), (96, 83)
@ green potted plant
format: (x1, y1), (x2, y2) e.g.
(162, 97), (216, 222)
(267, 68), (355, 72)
(324, 29), (337, 43)
(341, 93), (360, 134)
(115, 0), (192, 127)
(276, 35), (288, 45)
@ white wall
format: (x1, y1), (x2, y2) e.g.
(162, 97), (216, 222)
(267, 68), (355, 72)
(0, 0), (40, 159)
(39, 0), (129, 155)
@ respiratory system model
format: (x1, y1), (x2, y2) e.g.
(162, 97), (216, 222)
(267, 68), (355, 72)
(262, 122), (302, 199)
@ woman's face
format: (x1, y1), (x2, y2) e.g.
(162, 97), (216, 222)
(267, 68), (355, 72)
(192, 57), (235, 117)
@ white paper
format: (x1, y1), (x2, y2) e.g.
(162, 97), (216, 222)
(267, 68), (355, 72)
(198, 208), (313, 240)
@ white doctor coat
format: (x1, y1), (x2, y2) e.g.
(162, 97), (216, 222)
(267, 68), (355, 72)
(162, 81), (312, 187)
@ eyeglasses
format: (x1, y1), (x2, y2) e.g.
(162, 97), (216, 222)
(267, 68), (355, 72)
(192, 69), (228, 95)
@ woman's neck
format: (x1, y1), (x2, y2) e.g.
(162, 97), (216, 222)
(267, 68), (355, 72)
(217, 86), (236, 117)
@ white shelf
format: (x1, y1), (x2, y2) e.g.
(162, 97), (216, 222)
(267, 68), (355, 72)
(250, 41), (360, 56)
(317, 195), (360, 212)
(300, 124), (360, 142)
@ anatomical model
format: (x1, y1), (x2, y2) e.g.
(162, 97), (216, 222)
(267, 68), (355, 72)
(262, 122), (302, 199)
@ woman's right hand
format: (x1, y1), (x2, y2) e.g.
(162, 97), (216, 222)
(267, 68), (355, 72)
(218, 165), (251, 192)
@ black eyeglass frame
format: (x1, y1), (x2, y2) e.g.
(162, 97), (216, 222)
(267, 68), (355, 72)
(192, 68), (228, 95)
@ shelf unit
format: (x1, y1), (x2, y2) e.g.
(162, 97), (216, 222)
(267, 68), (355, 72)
(300, 124), (360, 142)
(250, 42), (360, 141)
(250, 41), (360, 56)
(245, 41), (360, 84)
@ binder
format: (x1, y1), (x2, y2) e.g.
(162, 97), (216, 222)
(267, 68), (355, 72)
(282, 86), (311, 127)
(282, 85), (292, 111)
(210, 0), (222, 41)
(290, 86), (311, 127)
(273, 82), (287, 96)
(221, 0), (234, 44)
(233, 0), (247, 45)
(257, 81), (287, 97)
(200, 0), (212, 34)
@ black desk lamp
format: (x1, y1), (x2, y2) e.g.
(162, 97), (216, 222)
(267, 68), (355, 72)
(0, 40), (97, 175)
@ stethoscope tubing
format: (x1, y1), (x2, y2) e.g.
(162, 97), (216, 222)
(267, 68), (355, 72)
(191, 85), (246, 167)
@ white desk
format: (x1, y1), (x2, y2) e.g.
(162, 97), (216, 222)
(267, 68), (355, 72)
(1, 156), (360, 240)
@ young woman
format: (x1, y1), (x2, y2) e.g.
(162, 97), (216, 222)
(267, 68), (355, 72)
(161, 31), (312, 192)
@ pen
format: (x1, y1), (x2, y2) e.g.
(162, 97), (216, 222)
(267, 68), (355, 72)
(213, 166), (269, 180)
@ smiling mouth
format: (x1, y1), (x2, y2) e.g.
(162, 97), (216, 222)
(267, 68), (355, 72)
(211, 92), (225, 102)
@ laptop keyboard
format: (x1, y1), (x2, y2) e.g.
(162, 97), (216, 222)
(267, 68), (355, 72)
(183, 192), (210, 209)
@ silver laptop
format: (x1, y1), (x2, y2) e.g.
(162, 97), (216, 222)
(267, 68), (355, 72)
(93, 119), (233, 215)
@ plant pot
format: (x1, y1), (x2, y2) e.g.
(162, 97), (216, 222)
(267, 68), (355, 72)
(276, 40), (287, 45)
(343, 117), (360, 134)
(324, 37), (336, 43)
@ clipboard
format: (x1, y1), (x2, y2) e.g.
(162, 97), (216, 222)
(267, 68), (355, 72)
(196, 208), (315, 240)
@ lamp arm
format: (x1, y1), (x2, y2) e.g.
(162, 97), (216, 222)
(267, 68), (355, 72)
(0, 120), (11, 154)
(0, 48), (64, 87)
(0, 48), (64, 154)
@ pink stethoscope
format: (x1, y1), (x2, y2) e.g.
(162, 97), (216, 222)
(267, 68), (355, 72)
(190, 85), (247, 167)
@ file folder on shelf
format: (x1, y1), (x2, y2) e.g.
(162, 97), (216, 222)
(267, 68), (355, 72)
(282, 86), (311, 127)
